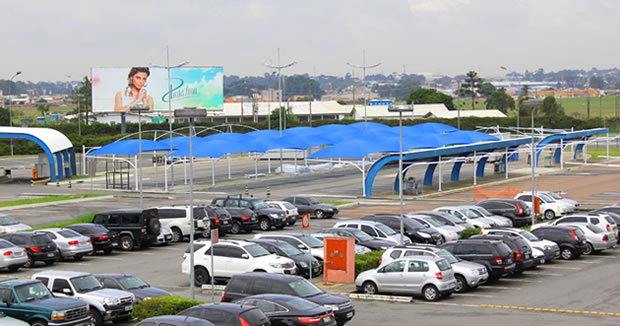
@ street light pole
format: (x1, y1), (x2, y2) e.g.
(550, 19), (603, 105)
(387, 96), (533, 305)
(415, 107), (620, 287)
(521, 99), (542, 225)
(8, 71), (22, 156)
(130, 105), (150, 209)
(348, 50), (381, 127)
(388, 105), (413, 244)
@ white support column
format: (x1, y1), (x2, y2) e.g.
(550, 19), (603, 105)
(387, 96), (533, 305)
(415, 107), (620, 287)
(164, 159), (168, 192)
(607, 132), (610, 159)
(362, 157), (366, 197)
(584, 141), (588, 164)
(505, 147), (509, 179)
(268, 157), (271, 174)
(438, 156), (443, 192)
(227, 154), (231, 179)
(184, 158), (188, 184)
(560, 139), (564, 169)
(473, 151), (477, 186)
(294, 150), (298, 175)
(255, 154), (258, 180)
(211, 160), (216, 185)
(82, 145), (87, 175)
(134, 155), (139, 190)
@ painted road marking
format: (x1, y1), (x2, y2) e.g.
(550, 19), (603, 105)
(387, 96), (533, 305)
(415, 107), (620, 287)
(554, 260), (598, 264)
(480, 285), (521, 290)
(539, 265), (581, 270)
(56, 262), (90, 266)
(521, 271), (563, 277)
(154, 246), (184, 251)
(480, 304), (620, 317)
(454, 293), (497, 298)
(93, 257), (124, 261)
(499, 279), (543, 283)
(121, 251), (154, 256)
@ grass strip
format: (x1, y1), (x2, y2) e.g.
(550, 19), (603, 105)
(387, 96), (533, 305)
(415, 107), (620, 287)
(0, 194), (103, 208)
(31, 212), (97, 230)
(322, 201), (353, 206)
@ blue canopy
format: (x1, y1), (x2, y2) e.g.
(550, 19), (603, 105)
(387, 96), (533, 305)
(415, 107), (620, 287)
(88, 139), (174, 156)
(202, 132), (248, 142)
(168, 138), (246, 158)
(440, 130), (499, 145)
(308, 139), (399, 159)
(404, 123), (458, 134)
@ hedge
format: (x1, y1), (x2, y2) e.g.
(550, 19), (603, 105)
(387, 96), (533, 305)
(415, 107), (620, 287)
(458, 227), (482, 239)
(355, 251), (383, 277)
(132, 296), (203, 321)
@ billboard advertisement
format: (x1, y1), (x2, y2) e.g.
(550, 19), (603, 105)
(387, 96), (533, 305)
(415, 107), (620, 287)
(91, 67), (223, 113)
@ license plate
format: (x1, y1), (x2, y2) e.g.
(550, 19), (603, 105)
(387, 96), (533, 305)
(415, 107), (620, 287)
(125, 305), (133, 311)
(47, 253), (55, 257)
(223, 221), (228, 224)
(251, 217), (256, 221)
(346, 312), (354, 318)
(313, 268), (320, 273)
(112, 243), (118, 246)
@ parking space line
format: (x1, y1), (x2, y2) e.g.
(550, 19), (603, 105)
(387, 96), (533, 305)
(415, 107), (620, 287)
(480, 304), (620, 317)
(419, 302), (481, 308)
(93, 257), (124, 261)
(454, 293), (497, 298)
(498, 279), (543, 283)
(553, 260), (598, 264)
(538, 265), (581, 270)
(56, 262), (90, 266)
(595, 255), (618, 259)
(521, 271), (563, 277)
(154, 247), (185, 251)
(480, 285), (521, 290)
(121, 251), (154, 255)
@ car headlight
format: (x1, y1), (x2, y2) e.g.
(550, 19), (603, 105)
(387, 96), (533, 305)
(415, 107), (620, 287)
(142, 296), (152, 302)
(51, 310), (66, 321)
(418, 232), (431, 239)
(470, 269), (480, 276)
(269, 262), (294, 268)
(380, 246), (388, 250)
(324, 304), (340, 311)
(299, 261), (308, 268)
(103, 297), (119, 305)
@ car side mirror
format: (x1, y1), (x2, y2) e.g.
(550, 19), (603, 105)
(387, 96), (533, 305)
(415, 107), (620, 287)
(297, 244), (306, 250)
(241, 254), (249, 259)
(62, 288), (73, 295)
(377, 267), (385, 273)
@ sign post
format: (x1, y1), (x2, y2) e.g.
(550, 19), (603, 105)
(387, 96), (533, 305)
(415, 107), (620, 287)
(302, 214), (312, 280)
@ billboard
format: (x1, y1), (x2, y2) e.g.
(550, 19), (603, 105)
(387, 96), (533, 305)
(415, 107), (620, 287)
(91, 67), (223, 113)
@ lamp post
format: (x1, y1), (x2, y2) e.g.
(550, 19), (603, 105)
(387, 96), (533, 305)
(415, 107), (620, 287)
(388, 105), (413, 244)
(129, 104), (150, 210)
(8, 71), (22, 156)
(264, 49), (297, 171)
(175, 107), (206, 300)
(348, 50), (381, 127)
(521, 99), (543, 225)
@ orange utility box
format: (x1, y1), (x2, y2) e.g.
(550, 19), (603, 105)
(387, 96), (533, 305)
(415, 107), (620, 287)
(323, 237), (355, 283)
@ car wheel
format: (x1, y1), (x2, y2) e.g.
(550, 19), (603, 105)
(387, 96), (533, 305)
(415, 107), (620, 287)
(583, 243), (594, 255)
(231, 223), (242, 234)
(120, 236), (135, 251)
(362, 281), (378, 295)
(315, 210), (325, 219)
(544, 210), (555, 220)
(259, 218), (271, 231)
(23, 256), (34, 268)
(454, 275), (468, 293)
(74, 255), (83, 261)
(171, 227), (183, 242)
(8, 265), (19, 272)
(88, 308), (103, 326)
(423, 285), (440, 301)
(194, 266), (209, 286)
(29, 319), (48, 326)
(560, 247), (574, 260)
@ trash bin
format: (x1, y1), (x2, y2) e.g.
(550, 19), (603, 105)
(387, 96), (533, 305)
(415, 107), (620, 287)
(404, 177), (421, 195)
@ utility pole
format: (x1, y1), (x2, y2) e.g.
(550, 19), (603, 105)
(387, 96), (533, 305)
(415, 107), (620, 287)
(348, 50), (381, 127)
(586, 76), (591, 119)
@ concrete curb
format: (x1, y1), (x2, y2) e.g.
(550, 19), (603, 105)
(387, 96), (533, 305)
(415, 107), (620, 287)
(0, 195), (114, 212)
(348, 293), (413, 303)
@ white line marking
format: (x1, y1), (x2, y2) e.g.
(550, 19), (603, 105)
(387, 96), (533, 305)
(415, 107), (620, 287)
(452, 293), (497, 298)
(522, 272), (563, 277)
(93, 257), (124, 261)
(498, 279), (543, 283)
(418, 301), (482, 308)
(121, 251), (154, 256)
(56, 262), (90, 266)
(553, 260), (598, 264)
(539, 265), (581, 270)
(153, 246), (184, 251)
(480, 285), (521, 290)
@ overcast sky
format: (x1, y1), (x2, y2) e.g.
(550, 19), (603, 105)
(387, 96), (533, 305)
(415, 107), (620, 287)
(4, 0), (620, 82)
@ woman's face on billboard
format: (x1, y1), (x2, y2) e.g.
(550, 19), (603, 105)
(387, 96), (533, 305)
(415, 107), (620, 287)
(131, 72), (148, 90)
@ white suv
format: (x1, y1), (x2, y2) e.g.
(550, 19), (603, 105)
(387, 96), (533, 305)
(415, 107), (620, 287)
(181, 239), (296, 286)
(155, 206), (210, 242)
(514, 192), (569, 220)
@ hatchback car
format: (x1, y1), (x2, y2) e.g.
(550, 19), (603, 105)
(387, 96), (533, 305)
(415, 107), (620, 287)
(530, 225), (588, 260)
(355, 256), (456, 301)
(561, 223), (616, 255)
(476, 199), (532, 227)
(469, 234), (535, 272)
(178, 303), (271, 326)
(282, 196), (338, 219)
(0, 215), (31, 234)
(405, 214), (460, 241)
(34, 228), (93, 261)
(550, 214), (619, 239)
(514, 193), (568, 220)
(222, 273), (354, 326)
(381, 245), (488, 293)
(267, 201), (299, 226)
(334, 220), (411, 245)
(65, 223), (118, 254)
(204, 205), (233, 236)
(95, 273), (172, 302)
(461, 205), (513, 227)
(253, 233), (325, 262)
(441, 239), (515, 280)
(0, 239), (28, 272)
(0, 232), (59, 268)
(480, 227), (560, 263)
(234, 294), (336, 326)
(414, 211), (474, 231)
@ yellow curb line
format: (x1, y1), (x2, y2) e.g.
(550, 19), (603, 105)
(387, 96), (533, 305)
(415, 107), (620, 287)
(479, 304), (619, 317)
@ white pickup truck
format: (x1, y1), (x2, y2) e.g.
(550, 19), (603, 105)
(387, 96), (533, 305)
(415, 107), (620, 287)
(32, 271), (135, 326)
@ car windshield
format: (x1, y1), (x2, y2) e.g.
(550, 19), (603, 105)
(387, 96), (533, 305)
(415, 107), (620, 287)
(244, 244), (271, 257)
(404, 218), (426, 229)
(350, 229), (373, 241)
(288, 279), (323, 297)
(375, 223), (396, 235)
(461, 209), (482, 218)
(539, 193), (555, 203)
(32, 235), (52, 244)
(418, 217), (441, 227)
(475, 207), (493, 217)
(435, 213), (464, 224)
(118, 276), (149, 290)
(307, 198), (321, 205)
(252, 200), (269, 210)
(283, 202), (296, 210)
(0, 240), (12, 249)
(435, 259), (452, 271)
(518, 230), (540, 241)
(547, 192), (563, 200)
(58, 230), (82, 238)
(437, 249), (460, 263)
(15, 282), (52, 302)
(0, 215), (18, 226)
(279, 296), (319, 310)
(298, 235), (324, 249)
(71, 275), (103, 293)
(278, 242), (304, 256)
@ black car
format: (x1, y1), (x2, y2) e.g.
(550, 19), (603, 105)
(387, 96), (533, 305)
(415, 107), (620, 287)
(204, 206), (233, 236)
(441, 239), (515, 280)
(178, 303), (271, 326)
(65, 223), (118, 254)
(92, 208), (161, 251)
(282, 196), (338, 219)
(222, 273), (354, 326)
(0, 232), (59, 268)
(361, 214), (444, 245)
(212, 196), (285, 232)
(530, 225), (588, 260)
(136, 316), (214, 326)
(476, 199), (531, 227)
(248, 239), (322, 277)
(415, 211), (472, 230)
(94, 273), (171, 302)
(470, 234), (535, 272)
(234, 294), (337, 326)
(317, 228), (395, 251)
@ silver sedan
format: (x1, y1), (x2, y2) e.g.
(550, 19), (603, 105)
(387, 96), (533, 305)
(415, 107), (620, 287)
(35, 228), (93, 261)
(564, 223), (617, 255)
(0, 239), (28, 272)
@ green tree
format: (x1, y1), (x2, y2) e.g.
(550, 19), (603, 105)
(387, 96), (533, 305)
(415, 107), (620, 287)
(520, 85), (530, 98)
(72, 76), (92, 124)
(407, 88), (455, 110)
(479, 82), (496, 97)
(589, 76), (605, 90)
(540, 96), (564, 117)
(270, 107), (299, 124)
(485, 88), (514, 114)
(36, 104), (50, 116)
(0, 107), (9, 125)
(283, 75), (325, 100)
(458, 71), (483, 110)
